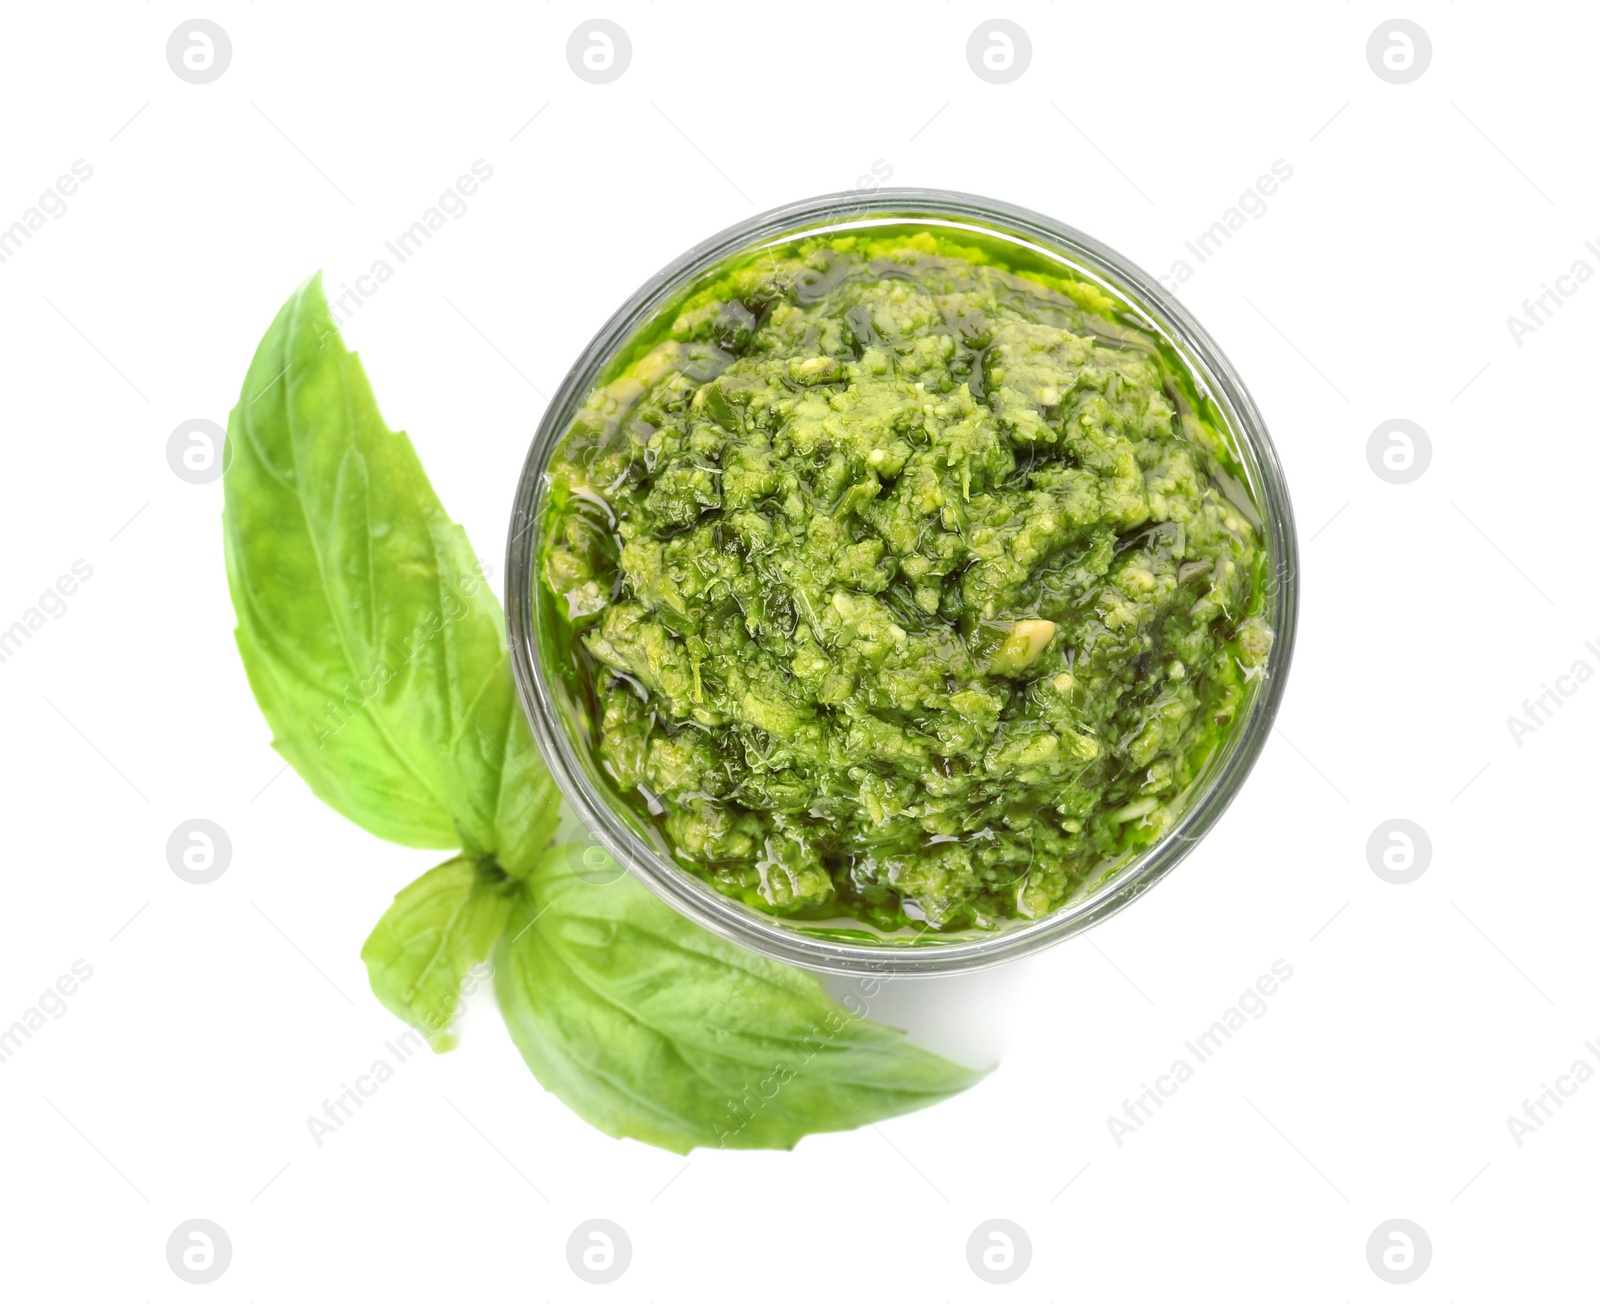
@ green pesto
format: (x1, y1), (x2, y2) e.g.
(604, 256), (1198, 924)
(540, 227), (1271, 934)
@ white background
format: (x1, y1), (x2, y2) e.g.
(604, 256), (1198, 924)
(1, 2), (1594, 1299)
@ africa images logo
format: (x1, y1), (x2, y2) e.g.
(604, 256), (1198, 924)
(1106, 961), (1294, 1145)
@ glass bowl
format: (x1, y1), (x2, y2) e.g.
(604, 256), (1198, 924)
(506, 188), (1298, 976)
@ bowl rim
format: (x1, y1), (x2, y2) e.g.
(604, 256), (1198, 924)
(506, 186), (1299, 976)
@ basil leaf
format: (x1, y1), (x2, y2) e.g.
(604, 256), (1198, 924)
(495, 845), (987, 1152)
(360, 855), (518, 1051)
(225, 274), (989, 1156)
(222, 274), (558, 866)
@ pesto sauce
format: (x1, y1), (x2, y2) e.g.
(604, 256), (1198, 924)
(541, 228), (1270, 934)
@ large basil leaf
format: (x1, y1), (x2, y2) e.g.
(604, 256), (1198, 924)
(361, 855), (517, 1051)
(225, 274), (987, 1154)
(496, 845), (987, 1152)
(222, 275), (558, 865)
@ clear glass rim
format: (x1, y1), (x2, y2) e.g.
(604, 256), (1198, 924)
(506, 187), (1299, 976)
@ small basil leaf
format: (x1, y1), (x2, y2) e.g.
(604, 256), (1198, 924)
(361, 855), (518, 1051)
(494, 845), (987, 1153)
(222, 274), (559, 865)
